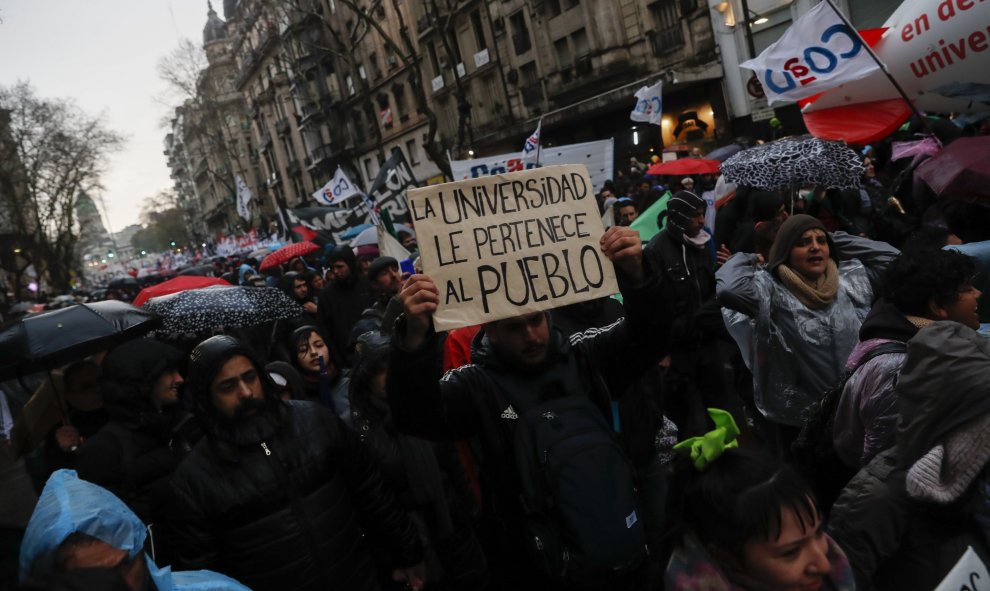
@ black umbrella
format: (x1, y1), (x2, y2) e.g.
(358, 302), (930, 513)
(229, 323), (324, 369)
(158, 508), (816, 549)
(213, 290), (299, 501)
(107, 275), (140, 289)
(0, 300), (162, 380)
(143, 286), (302, 335)
(177, 265), (216, 277)
(706, 143), (744, 162)
(720, 136), (865, 190)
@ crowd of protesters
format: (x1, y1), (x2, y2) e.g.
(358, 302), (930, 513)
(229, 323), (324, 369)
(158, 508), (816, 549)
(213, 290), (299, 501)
(3, 117), (990, 591)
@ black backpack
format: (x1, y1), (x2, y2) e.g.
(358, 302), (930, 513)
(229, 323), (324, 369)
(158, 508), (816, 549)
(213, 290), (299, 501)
(486, 366), (647, 584)
(792, 341), (907, 509)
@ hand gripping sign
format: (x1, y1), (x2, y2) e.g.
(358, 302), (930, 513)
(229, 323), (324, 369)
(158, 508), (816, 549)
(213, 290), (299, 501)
(407, 165), (619, 332)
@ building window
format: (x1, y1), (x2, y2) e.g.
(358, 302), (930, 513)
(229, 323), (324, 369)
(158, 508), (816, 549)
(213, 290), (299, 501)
(562, 0), (580, 9)
(346, 75), (355, 95)
(571, 28), (589, 57)
(545, 0), (562, 17)
(364, 157), (375, 181)
(406, 139), (420, 165)
(510, 11), (531, 55)
(291, 174), (305, 202)
(554, 38), (572, 70)
(281, 135), (294, 163)
(428, 42), (441, 76)
(358, 64), (367, 80)
(394, 85), (409, 122)
(471, 10), (487, 51)
(518, 61), (540, 104)
(369, 53), (381, 79)
(649, 1), (684, 53)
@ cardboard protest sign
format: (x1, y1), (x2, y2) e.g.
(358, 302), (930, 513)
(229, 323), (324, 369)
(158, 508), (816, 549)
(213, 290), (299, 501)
(408, 164), (619, 332)
(934, 546), (989, 591)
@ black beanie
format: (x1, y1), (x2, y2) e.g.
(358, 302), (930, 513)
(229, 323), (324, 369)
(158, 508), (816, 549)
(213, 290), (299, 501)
(667, 191), (706, 236)
(766, 214), (836, 274)
(366, 256), (398, 282)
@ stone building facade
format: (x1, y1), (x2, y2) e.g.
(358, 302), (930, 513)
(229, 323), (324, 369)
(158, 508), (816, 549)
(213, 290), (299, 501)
(166, 0), (901, 235)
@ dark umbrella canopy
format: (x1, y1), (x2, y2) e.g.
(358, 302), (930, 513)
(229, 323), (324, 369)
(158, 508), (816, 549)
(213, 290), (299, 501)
(143, 286), (303, 334)
(917, 136), (990, 204)
(706, 143), (744, 162)
(107, 276), (139, 289)
(0, 301), (161, 380)
(721, 136), (865, 190)
(177, 264), (216, 277)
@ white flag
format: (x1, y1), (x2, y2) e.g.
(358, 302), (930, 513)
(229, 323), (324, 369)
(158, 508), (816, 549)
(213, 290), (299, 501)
(235, 175), (252, 220)
(521, 118), (542, 164)
(313, 167), (361, 206)
(740, 1), (881, 105)
(630, 80), (663, 125)
(377, 224), (411, 261)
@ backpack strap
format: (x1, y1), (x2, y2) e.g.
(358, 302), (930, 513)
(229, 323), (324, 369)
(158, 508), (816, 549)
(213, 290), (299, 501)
(850, 341), (907, 375)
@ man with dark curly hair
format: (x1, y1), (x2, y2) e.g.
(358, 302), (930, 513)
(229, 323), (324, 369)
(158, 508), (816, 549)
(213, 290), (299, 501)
(833, 245), (980, 469)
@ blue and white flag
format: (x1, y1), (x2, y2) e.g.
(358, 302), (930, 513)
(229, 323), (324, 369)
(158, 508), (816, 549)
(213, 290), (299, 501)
(521, 117), (542, 164)
(740, 1), (881, 105)
(630, 80), (663, 125)
(313, 166), (361, 206)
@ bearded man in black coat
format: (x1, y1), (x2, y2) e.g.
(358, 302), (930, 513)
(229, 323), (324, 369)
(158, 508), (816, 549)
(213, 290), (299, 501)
(166, 335), (424, 591)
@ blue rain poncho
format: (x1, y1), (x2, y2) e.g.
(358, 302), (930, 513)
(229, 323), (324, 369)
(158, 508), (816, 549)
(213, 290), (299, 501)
(19, 469), (250, 591)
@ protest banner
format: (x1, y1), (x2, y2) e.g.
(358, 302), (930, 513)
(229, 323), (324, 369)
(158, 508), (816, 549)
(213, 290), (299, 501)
(290, 148), (418, 241)
(408, 164), (619, 331)
(803, 0), (990, 115)
(449, 138), (614, 194)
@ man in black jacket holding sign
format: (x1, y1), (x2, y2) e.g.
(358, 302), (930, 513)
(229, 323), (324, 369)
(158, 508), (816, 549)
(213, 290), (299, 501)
(388, 226), (672, 590)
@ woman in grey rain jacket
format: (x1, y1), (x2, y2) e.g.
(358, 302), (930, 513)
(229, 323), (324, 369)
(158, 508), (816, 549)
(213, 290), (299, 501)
(716, 214), (898, 452)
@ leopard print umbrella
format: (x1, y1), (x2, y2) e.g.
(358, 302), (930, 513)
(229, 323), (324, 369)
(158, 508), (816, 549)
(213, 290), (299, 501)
(721, 136), (865, 190)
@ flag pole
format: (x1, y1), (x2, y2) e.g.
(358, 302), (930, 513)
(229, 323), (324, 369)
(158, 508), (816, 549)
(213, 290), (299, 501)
(820, 0), (932, 133)
(535, 116), (544, 167)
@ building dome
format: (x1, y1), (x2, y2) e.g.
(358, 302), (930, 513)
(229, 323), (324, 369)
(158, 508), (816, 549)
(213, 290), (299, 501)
(203, 1), (228, 45)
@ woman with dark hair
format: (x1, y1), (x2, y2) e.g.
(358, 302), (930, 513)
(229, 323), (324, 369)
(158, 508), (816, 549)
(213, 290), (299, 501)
(349, 332), (488, 590)
(665, 411), (854, 590)
(717, 215), (899, 455)
(287, 325), (351, 423)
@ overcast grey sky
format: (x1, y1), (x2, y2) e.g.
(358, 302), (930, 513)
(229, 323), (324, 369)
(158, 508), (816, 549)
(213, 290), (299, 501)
(0, 0), (216, 234)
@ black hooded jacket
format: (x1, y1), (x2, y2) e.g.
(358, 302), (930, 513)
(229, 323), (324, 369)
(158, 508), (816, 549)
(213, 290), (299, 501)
(317, 245), (375, 362)
(167, 336), (423, 591)
(75, 339), (197, 524)
(387, 271), (670, 520)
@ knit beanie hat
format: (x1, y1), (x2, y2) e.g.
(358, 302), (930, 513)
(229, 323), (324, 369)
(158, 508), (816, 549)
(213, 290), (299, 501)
(667, 191), (706, 237)
(766, 214), (836, 274)
(366, 256), (398, 282)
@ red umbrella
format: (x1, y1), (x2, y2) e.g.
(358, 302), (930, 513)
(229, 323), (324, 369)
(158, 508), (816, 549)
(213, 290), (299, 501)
(132, 276), (230, 307)
(917, 137), (990, 205)
(646, 158), (720, 176)
(258, 241), (320, 271)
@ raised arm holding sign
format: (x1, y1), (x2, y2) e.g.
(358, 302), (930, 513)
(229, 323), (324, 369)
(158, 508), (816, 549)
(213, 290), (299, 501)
(406, 165), (623, 333)
(387, 170), (672, 589)
(399, 224), (644, 351)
